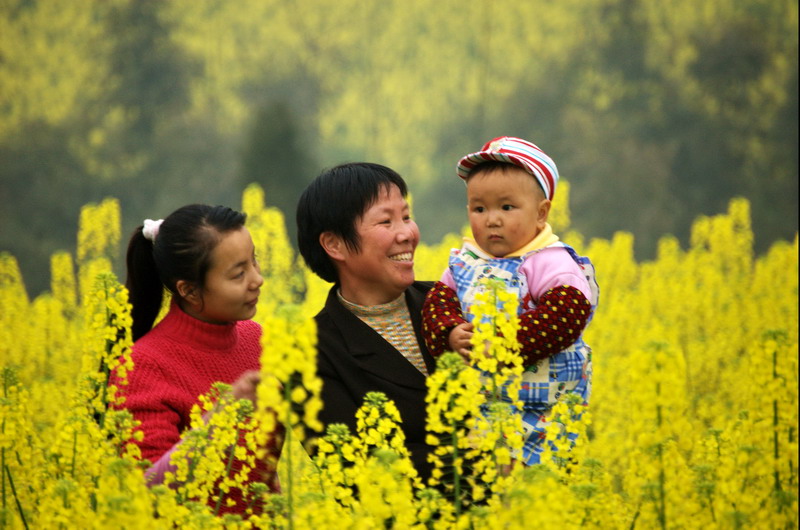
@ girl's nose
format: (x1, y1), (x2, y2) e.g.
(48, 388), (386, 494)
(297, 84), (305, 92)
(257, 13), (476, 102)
(251, 269), (264, 289)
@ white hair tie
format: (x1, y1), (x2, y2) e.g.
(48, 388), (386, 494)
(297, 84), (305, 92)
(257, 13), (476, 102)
(142, 219), (164, 242)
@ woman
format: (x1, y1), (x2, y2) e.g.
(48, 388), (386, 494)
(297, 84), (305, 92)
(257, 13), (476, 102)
(115, 204), (283, 514)
(296, 162), (435, 479)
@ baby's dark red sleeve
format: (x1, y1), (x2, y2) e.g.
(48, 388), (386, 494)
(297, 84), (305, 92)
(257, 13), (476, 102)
(422, 281), (468, 357)
(517, 285), (592, 365)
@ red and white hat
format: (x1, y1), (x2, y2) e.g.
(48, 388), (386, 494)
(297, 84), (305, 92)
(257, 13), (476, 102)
(456, 136), (559, 200)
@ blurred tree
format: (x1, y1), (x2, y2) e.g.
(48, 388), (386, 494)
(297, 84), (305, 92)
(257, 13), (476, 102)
(93, 0), (244, 251)
(0, 0), (114, 295)
(540, 0), (797, 257)
(648, 0), (799, 254)
(0, 122), (93, 296)
(237, 101), (317, 242)
(87, 0), (195, 176)
(1, 0), (797, 295)
(0, 0), (112, 139)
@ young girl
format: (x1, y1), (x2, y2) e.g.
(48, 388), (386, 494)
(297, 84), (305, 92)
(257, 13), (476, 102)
(115, 203), (283, 513)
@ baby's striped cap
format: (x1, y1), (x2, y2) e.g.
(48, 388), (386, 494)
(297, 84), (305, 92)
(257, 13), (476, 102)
(456, 136), (559, 200)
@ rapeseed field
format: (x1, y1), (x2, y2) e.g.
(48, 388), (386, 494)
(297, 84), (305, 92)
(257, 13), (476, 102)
(1, 185), (796, 528)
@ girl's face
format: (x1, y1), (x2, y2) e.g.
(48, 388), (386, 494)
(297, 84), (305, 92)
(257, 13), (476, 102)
(330, 184), (420, 306)
(183, 227), (263, 324)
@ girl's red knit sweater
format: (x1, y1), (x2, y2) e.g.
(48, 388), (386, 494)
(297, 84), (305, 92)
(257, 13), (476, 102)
(114, 302), (282, 513)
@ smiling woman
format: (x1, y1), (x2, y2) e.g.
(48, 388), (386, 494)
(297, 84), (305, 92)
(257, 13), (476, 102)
(111, 204), (283, 515)
(321, 183), (419, 306)
(296, 162), (436, 480)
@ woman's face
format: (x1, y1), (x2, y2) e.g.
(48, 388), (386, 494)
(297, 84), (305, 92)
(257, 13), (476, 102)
(335, 184), (420, 306)
(182, 226), (263, 324)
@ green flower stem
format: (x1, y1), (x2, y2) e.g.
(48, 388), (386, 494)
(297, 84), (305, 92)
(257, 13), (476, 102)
(451, 415), (461, 520)
(655, 356), (666, 530)
(4, 464), (29, 530)
(628, 504), (641, 530)
(214, 425), (241, 516)
(1, 447), (5, 514)
(283, 381), (294, 530)
(90, 488), (97, 513)
(2, 368), (9, 513)
(772, 347), (780, 493)
(95, 282), (113, 430)
(95, 338), (114, 430)
(70, 431), (77, 479)
(183, 450), (199, 498)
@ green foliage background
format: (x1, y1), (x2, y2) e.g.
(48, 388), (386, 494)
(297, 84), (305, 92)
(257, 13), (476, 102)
(1, 0), (797, 296)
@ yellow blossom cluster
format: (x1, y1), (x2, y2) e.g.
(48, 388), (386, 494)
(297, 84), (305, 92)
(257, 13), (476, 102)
(312, 392), (420, 522)
(0, 187), (796, 528)
(160, 383), (265, 519)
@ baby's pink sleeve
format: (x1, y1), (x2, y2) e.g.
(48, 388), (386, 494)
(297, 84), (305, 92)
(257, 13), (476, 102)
(521, 247), (591, 302)
(440, 268), (456, 291)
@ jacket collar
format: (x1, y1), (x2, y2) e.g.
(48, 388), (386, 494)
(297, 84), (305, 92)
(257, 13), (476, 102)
(325, 283), (432, 389)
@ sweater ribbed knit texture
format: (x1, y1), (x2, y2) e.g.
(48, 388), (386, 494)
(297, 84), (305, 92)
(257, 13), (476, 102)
(113, 302), (280, 513)
(121, 302), (262, 461)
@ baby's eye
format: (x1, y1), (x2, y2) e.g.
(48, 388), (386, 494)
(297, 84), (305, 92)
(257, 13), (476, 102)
(502, 204), (515, 211)
(473, 206), (485, 213)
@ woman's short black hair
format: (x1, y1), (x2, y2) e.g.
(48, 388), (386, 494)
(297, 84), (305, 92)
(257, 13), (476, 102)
(296, 162), (408, 283)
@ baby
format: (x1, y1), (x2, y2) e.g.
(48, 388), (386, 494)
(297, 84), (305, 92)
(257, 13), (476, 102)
(422, 136), (599, 464)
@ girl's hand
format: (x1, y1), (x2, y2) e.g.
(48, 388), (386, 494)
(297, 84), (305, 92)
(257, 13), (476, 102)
(231, 370), (261, 404)
(448, 322), (474, 361)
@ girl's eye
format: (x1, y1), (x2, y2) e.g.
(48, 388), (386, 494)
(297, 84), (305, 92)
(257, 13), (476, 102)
(473, 206), (485, 213)
(502, 204), (514, 211)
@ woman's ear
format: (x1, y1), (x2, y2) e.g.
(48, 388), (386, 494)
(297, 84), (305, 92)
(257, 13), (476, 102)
(319, 231), (347, 262)
(176, 280), (201, 306)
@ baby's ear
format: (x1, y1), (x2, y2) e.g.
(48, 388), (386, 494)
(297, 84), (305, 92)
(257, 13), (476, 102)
(538, 199), (552, 227)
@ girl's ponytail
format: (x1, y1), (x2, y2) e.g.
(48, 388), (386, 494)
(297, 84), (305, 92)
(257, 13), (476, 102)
(126, 227), (164, 341)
